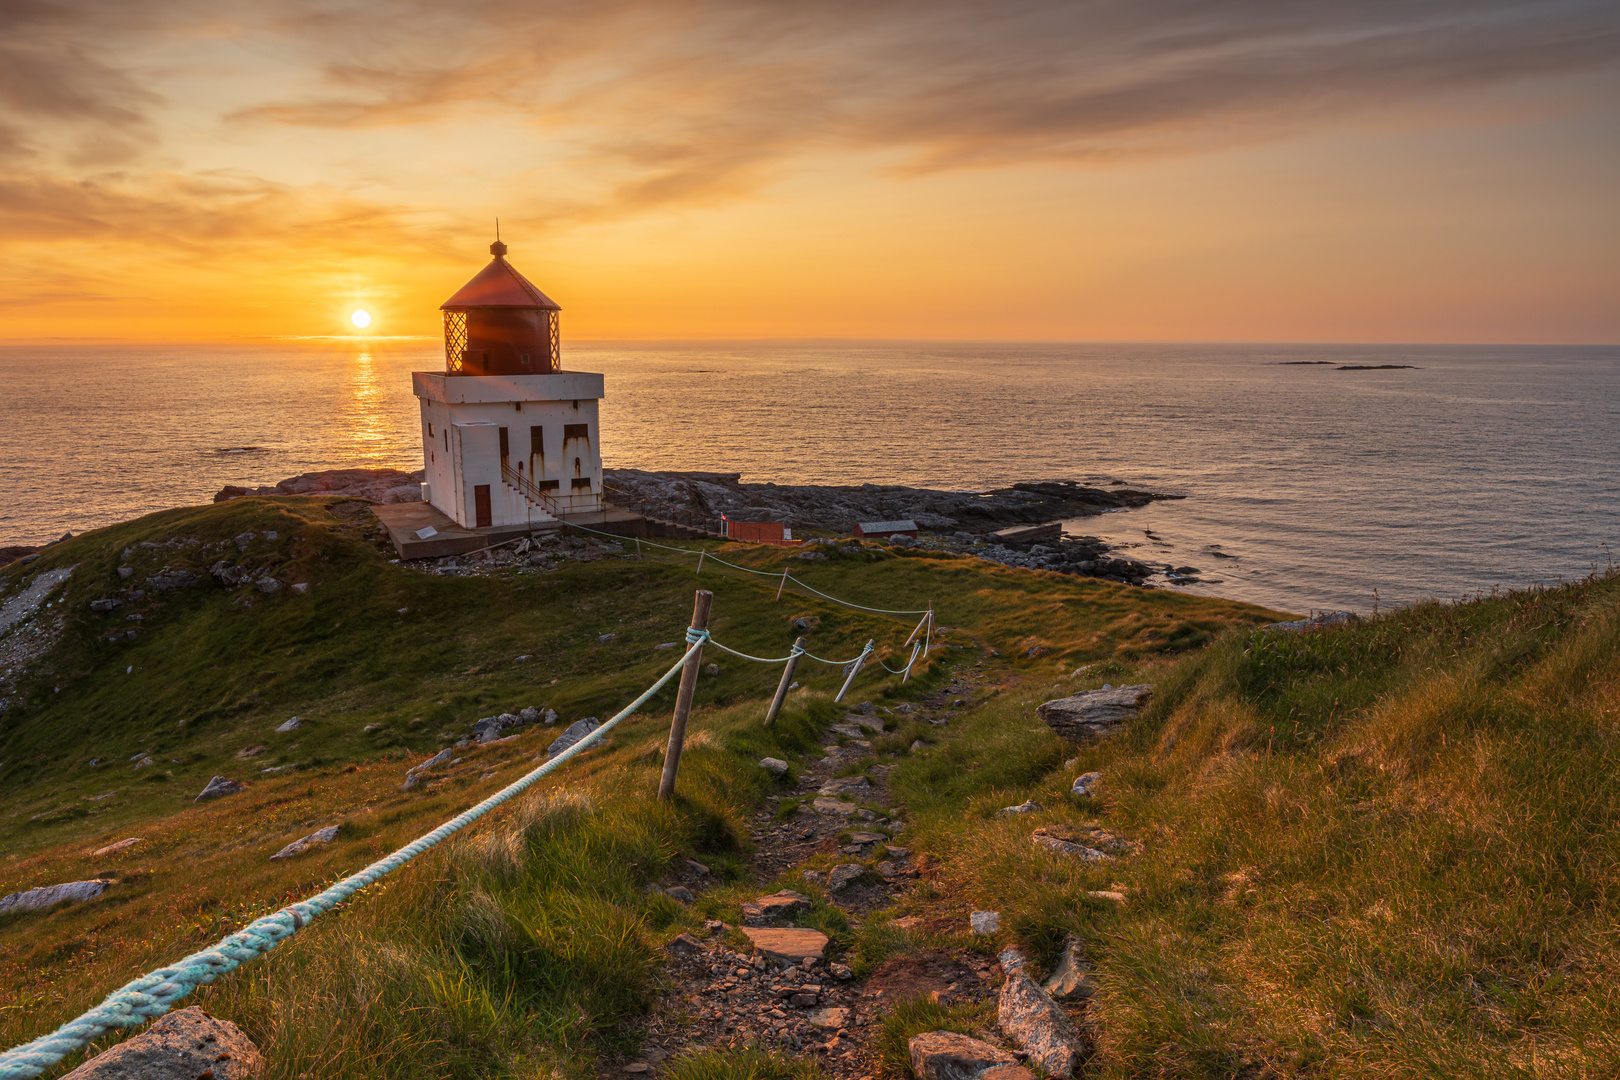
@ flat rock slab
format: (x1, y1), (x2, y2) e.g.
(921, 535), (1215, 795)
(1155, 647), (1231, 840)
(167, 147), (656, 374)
(742, 890), (811, 925)
(844, 714), (885, 732)
(829, 724), (866, 739)
(62, 1005), (265, 1079)
(547, 718), (601, 758)
(909, 1031), (1020, 1080)
(0, 879), (113, 916)
(998, 968), (1090, 1077)
(812, 797), (858, 816)
(808, 1006), (848, 1029)
(1037, 685), (1152, 742)
(741, 926), (829, 963)
(827, 863), (865, 891)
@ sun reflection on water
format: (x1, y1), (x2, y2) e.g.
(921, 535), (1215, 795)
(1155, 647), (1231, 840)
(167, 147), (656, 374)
(340, 348), (391, 465)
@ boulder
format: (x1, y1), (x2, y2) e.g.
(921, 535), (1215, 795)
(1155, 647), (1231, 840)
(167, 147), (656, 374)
(1042, 935), (1099, 1001)
(908, 1031), (1021, 1080)
(195, 775), (245, 802)
(1032, 833), (1109, 861)
(0, 879), (113, 916)
(759, 757), (790, 775)
(1070, 772), (1101, 798)
(1037, 685), (1152, 741)
(742, 890), (811, 925)
(546, 718), (601, 758)
(270, 825), (340, 860)
(997, 967), (1090, 1076)
(827, 864), (865, 892)
(741, 926), (829, 963)
(62, 1006), (265, 1079)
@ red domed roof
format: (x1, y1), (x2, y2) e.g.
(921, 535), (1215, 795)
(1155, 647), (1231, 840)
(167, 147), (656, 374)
(440, 241), (561, 311)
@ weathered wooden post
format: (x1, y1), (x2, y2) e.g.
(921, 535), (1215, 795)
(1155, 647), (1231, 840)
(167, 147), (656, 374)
(902, 639), (923, 683)
(696, 548), (706, 576)
(903, 610), (930, 647)
(775, 568), (789, 601)
(658, 589), (712, 801)
(764, 636), (806, 726)
(834, 640), (873, 703)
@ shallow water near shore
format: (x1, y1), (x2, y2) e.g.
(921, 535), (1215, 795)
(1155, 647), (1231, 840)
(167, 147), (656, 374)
(1, 340), (1614, 614)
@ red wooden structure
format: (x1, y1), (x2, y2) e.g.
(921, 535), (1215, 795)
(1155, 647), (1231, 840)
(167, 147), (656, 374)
(721, 514), (795, 545)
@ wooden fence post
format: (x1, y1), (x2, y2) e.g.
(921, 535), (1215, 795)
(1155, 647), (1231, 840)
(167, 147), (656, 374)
(775, 568), (789, 601)
(658, 589), (713, 801)
(764, 637), (805, 726)
(901, 639), (922, 683)
(696, 548), (706, 576)
(834, 640), (873, 703)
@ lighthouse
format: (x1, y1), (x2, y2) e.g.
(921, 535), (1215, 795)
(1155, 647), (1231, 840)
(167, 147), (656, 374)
(412, 239), (604, 531)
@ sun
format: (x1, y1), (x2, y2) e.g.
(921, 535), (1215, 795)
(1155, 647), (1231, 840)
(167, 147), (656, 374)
(351, 309), (372, 329)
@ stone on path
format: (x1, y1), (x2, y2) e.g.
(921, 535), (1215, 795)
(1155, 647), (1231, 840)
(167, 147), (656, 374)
(1032, 833), (1110, 861)
(61, 1005), (265, 1079)
(742, 890), (811, 925)
(546, 718), (601, 758)
(1070, 772), (1101, 797)
(270, 825), (339, 860)
(812, 797), (857, 816)
(827, 863), (864, 892)
(1036, 685), (1153, 742)
(0, 879), (113, 916)
(829, 724), (865, 739)
(998, 966), (1091, 1077)
(195, 775), (245, 802)
(908, 1031), (1025, 1080)
(741, 926), (829, 963)
(818, 775), (871, 797)
(808, 1006), (848, 1030)
(666, 932), (704, 955)
(759, 757), (789, 775)
(1043, 934), (1099, 1001)
(970, 910), (1000, 935)
(845, 714), (885, 733)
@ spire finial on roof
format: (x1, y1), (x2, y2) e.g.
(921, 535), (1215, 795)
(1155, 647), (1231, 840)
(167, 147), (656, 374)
(490, 218), (507, 257)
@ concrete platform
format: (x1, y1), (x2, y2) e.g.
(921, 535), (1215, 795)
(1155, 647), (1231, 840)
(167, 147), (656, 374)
(371, 501), (559, 560)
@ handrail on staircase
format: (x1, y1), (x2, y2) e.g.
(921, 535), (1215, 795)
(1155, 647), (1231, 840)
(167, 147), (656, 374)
(501, 462), (564, 518)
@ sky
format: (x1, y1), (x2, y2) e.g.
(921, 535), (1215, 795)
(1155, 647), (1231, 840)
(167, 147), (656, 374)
(1, 0), (1617, 343)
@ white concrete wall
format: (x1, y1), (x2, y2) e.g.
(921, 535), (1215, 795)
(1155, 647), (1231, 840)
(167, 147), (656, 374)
(415, 371), (604, 529)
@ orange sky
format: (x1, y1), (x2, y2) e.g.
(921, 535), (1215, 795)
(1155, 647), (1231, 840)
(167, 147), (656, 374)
(1, 1), (1617, 343)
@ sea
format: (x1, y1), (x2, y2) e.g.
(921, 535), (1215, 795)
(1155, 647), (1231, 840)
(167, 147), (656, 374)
(1, 340), (1615, 616)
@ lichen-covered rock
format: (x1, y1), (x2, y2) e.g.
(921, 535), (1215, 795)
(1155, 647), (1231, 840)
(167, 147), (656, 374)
(270, 825), (339, 860)
(1032, 833), (1110, 861)
(1070, 772), (1101, 797)
(1043, 934), (1099, 1001)
(997, 967), (1091, 1077)
(908, 1031), (1020, 1080)
(546, 718), (601, 758)
(195, 775), (245, 801)
(62, 1006), (265, 1078)
(0, 879), (113, 916)
(1037, 685), (1152, 741)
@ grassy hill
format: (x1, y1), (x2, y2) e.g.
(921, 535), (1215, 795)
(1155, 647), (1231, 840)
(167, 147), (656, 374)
(3, 496), (1613, 1078)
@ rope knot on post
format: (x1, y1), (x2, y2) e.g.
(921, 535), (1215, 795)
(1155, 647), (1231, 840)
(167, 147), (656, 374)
(684, 627), (710, 646)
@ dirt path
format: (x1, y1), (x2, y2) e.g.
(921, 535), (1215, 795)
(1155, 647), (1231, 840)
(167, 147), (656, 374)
(608, 662), (1017, 1080)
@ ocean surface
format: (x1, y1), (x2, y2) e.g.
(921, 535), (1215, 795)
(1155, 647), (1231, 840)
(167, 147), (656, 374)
(1, 340), (1615, 615)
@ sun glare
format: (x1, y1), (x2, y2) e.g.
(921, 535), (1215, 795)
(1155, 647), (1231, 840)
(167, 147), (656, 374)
(350, 309), (372, 329)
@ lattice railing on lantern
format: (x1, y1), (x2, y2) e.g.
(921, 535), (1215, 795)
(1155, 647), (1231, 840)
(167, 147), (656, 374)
(545, 311), (561, 371)
(443, 311), (468, 373)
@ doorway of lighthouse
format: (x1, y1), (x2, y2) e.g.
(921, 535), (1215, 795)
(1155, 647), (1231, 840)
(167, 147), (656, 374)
(474, 485), (492, 528)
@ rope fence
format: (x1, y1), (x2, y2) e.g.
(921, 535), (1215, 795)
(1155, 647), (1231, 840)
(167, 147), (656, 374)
(1, 575), (940, 1078)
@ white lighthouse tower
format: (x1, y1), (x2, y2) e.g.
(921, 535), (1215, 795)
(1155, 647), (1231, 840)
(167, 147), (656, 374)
(413, 239), (604, 531)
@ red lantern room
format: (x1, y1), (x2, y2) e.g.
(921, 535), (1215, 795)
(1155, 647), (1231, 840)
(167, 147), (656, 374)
(440, 239), (561, 376)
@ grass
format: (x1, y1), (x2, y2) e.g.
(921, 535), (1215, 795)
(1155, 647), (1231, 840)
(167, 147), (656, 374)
(0, 496), (1281, 1079)
(883, 570), (1620, 1078)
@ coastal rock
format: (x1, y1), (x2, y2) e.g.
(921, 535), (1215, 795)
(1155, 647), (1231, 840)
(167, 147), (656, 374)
(0, 879), (113, 916)
(546, 718), (601, 758)
(1037, 685), (1152, 741)
(61, 1005), (265, 1079)
(213, 467), (425, 505)
(908, 1031), (1022, 1080)
(998, 967), (1090, 1076)
(195, 775), (245, 801)
(270, 825), (340, 860)
(1265, 610), (1359, 632)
